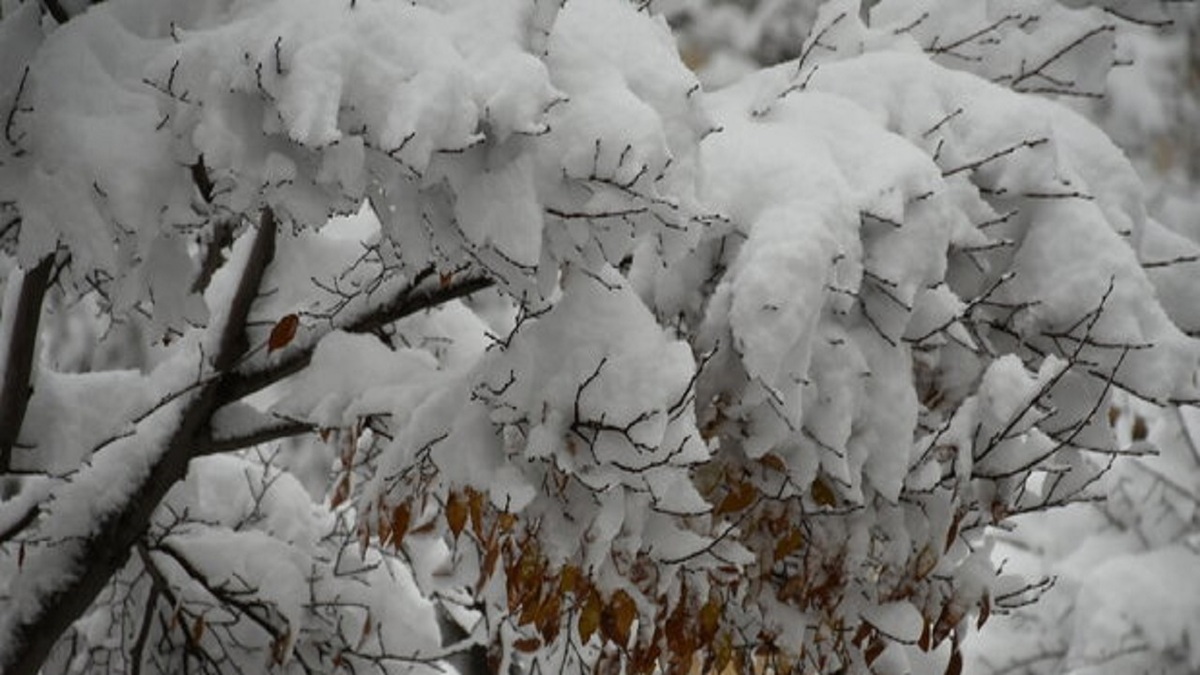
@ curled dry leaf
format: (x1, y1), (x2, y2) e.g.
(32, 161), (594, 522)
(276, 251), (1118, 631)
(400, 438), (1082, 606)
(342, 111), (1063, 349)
(267, 313), (300, 353)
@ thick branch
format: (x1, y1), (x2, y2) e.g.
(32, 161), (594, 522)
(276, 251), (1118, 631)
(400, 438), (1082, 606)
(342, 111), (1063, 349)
(0, 254), (54, 473)
(0, 211), (276, 675)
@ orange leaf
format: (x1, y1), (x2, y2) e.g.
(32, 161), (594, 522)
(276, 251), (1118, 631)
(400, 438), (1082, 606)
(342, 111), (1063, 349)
(446, 492), (468, 538)
(578, 589), (602, 643)
(601, 589), (637, 647)
(267, 313), (300, 353)
(810, 476), (837, 507)
(714, 481), (758, 517)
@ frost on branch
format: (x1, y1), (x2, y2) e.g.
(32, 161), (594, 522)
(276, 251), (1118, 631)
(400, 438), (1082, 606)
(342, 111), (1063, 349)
(1, 0), (1199, 674)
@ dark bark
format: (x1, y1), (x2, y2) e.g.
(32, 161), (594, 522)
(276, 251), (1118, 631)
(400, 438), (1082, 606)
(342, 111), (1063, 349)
(0, 212), (276, 675)
(0, 254), (54, 474)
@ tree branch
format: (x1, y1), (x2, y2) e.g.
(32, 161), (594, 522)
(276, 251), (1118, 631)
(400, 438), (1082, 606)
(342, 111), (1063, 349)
(0, 254), (54, 473)
(0, 210), (277, 675)
(214, 272), (493, 406)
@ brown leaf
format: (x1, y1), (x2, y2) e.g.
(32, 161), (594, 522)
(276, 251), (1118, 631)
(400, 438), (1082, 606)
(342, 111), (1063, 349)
(1132, 415), (1149, 441)
(699, 597), (721, 643)
(446, 492), (468, 538)
(864, 637), (886, 665)
(467, 487), (485, 538)
(579, 589), (602, 643)
(945, 649), (963, 675)
(602, 589), (637, 647)
(267, 313), (300, 353)
(810, 476), (837, 507)
(439, 271), (454, 289)
(191, 615), (206, 644)
(918, 617), (933, 651)
(1107, 406), (1120, 426)
(536, 592), (561, 641)
(976, 593), (991, 630)
(559, 565), (580, 595)
(271, 630), (291, 665)
(513, 637), (541, 653)
(758, 452), (787, 473)
(391, 503), (411, 550)
(945, 510), (964, 553)
(774, 527), (804, 562)
(714, 480), (758, 517)
(331, 474), (351, 509)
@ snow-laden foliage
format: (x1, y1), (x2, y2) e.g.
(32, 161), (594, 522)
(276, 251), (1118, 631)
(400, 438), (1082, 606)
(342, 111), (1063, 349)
(0, 0), (1198, 674)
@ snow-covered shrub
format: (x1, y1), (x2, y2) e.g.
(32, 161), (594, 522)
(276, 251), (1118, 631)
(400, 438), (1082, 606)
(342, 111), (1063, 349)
(0, 0), (1197, 674)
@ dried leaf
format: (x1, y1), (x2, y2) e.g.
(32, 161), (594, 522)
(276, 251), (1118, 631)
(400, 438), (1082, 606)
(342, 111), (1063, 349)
(267, 313), (300, 353)
(714, 480), (758, 517)
(774, 527), (804, 562)
(271, 630), (291, 665)
(579, 589), (602, 643)
(1107, 406), (1120, 426)
(864, 637), (886, 665)
(1132, 415), (1149, 441)
(758, 452), (787, 473)
(514, 637), (541, 652)
(602, 589), (637, 647)
(945, 649), (963, 675)
(699, 597), (721, 643)
(191, 615), (206, 644)
(559, 565), (580, 595)
(331, 474), (351, 509)
(439, 271), (454, 289)
(810, 476), (837, 507)
(446, 492), (468, 538)
(945, 510), (964, 552)
(467, 487), (485, 538)
(918, 617), (933, 652)
(391, 503), (411, 550)
(977, 593), (991, 630)
(915, 544), (938, 580)
(536, 592), (561, 641)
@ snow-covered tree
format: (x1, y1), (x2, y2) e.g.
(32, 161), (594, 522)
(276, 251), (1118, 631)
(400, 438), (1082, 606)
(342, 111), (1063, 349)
(1, 0), (1198, 674)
